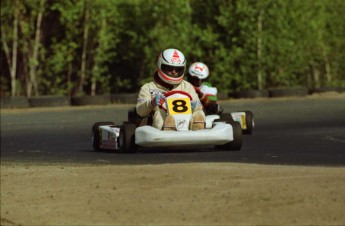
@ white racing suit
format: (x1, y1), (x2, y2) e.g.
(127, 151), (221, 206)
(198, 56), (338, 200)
(136, 77), (205, 130)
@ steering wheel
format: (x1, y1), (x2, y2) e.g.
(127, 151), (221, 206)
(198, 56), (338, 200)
(159, 90), (193, 112)
(164, 90), (192, 99)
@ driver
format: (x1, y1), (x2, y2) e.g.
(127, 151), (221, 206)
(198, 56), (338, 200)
(136, 48), (205, 131)
(187, 62), (223, 115)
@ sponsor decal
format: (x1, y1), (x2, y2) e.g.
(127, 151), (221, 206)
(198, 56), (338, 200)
(100, 140), (116, 149)
(194, 64), (205, 73)
(171, 50), (181, 63)
(232, 113), (247, 129)
(176, 119), (187, 130)
(150, 89), (165, 98)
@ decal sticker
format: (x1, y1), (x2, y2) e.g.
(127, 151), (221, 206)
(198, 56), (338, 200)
(176, 119), (187, 130)
(150, 89), (165, 98)
(167, 97), (192, 115)
(241, 115), (247, 129)
(171, 50), (181, 63)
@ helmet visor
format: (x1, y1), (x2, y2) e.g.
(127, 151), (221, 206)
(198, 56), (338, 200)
(161, 64), (185, 77)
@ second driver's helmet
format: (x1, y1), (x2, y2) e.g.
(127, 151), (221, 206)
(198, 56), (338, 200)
(187, 62), (209, 87)
(157, 48), (186, 85)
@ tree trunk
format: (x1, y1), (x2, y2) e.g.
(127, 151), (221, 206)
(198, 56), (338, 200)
(257, 9), (263, 90)
(1, 0), (19, 96)
(11, 2), (19, 96)
(323, 54), (332, 84)
(67, 61), (73, 96)
(27, 0), (44, 97)
(76, 0), (90, 96)
(313, 65), (320, 88)
(91, 77), (96, 96)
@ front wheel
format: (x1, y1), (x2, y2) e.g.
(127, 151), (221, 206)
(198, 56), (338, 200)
(92, 122), (115, 151)
(215, 121), (243, 151)
(119, 123), (137, 153)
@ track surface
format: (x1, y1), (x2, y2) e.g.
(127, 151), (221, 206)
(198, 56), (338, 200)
(1, 96), (345, 166)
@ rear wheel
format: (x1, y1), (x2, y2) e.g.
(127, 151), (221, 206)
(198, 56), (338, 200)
(92, 122), (115, 151)
(215, 121), (243, 151)
(119, 123), (137, 153)
(243, 111), (254, 134)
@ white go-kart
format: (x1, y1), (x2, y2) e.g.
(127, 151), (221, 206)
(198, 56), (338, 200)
(92, 91), (254, 153)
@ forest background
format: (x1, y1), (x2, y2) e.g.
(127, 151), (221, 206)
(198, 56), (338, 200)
(1, 0), (344, 97)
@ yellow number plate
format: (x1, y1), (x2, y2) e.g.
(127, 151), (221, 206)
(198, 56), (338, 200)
(167, 97), (192, 115)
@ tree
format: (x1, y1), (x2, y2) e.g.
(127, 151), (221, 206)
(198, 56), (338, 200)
(1, 0), (19, 96)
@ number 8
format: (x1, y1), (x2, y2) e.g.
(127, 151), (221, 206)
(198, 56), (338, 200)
(172, 100), (188, 113)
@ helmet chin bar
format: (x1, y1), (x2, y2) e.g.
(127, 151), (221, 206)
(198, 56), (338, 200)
(157, 68), (184, 85)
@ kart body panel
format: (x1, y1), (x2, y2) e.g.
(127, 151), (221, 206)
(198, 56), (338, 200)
(97, 125), (120, 150)
(135, 122), (233, 148)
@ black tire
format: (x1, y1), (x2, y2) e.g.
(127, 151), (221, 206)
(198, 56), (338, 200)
(110, 93), (137, 104)
(72, 95), (111, 106)
(1, 96), (29, 108)
(232, 90), (269, 99)
(215, 121), (243, 151)
(309, 87), (345, 94)
(29, 96), (70, 107)
(269, 87), (309, 98)
(243, 111), (254, 135)
(119, 123), (137, 153)
(92, 122), (115, 151)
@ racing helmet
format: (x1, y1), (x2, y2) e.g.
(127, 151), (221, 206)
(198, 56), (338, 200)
(157, 48), (186, 85)
(188, 62), (209, 86)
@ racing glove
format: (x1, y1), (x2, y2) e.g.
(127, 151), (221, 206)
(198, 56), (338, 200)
(205, 102), (219, 114)
(151, 93), (166, 108)
(205, 102), (223, 115)
(190, 100), (198, 110)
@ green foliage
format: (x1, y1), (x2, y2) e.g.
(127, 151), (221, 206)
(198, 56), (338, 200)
(1, 0), (345, 96)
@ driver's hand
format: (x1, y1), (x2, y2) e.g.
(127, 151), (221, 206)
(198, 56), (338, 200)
(206, 102), (219, 114)
(191, 100), (198, 110)
(151, 93), (166, 108)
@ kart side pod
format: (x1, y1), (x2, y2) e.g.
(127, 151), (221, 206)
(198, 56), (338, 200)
(92, 122), (120, 151)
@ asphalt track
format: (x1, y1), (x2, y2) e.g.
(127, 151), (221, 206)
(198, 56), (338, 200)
(1, 96), (345, 166)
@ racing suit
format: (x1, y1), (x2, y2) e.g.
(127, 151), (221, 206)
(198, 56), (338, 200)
(136, 72), (205, 129)
(194, 82), (223, 115)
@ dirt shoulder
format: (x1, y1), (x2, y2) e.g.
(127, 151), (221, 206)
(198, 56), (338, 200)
(1, 162), (345, 225)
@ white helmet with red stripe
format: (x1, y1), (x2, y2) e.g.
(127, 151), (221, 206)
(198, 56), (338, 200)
(188, 62), (209, 79)
(187, 62), (209, 86)
(157, 48), (186, 85)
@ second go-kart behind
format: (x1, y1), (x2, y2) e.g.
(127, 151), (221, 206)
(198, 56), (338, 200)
(92, 91), (254, 153)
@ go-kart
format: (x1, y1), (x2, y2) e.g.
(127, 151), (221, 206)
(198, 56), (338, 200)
(92, 91), (254, 153)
